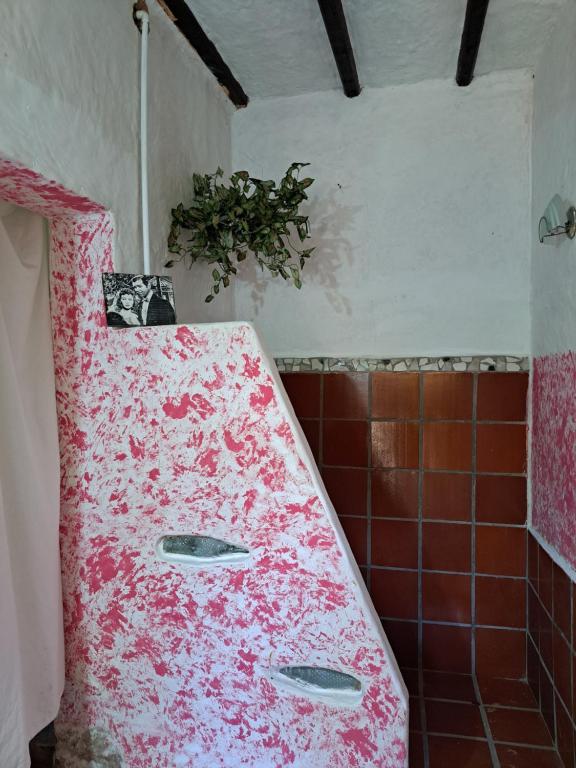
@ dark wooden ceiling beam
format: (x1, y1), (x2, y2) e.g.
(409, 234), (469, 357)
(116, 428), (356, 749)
(456, 0), (490, 86)
(156, 0), (248, 107)
(317, 0), (361, 98)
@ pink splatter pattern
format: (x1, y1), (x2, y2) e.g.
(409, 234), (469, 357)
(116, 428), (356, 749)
(532, 352), (576, 568)
(0, 157), (407, 767)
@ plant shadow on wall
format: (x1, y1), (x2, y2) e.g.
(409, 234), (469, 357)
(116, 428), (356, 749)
(240, 188), (358, 317)
(166, 164), (315, 302)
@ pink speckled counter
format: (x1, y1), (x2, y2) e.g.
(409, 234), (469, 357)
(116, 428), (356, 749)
(0, 157), (407, 767)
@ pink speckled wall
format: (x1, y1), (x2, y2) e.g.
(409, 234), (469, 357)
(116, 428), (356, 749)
(0, 157), (407, 767)
(532, 352), (576, 569)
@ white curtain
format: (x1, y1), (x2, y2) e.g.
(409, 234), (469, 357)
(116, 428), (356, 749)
(0, 204), (64, 768)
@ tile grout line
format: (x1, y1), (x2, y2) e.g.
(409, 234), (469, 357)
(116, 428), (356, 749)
(366, 373), (372, 593)
(383, 520), (524, 530)
(425, 730), (558, 751)
(416, 373), (430, 768)
(310, 416), (528, 425)
(318, 374), (324, 469)
(524, 512), (530, 710)
(471, 373), (478, 679)
(379, 616), (529, 632)
(472, 676), (501, 768)
(420, 697), (541, 711)
(317, 463), (526, 478)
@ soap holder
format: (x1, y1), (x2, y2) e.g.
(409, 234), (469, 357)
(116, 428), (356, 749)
(156, 534), (250, 567)
(269, 666), (363, 706)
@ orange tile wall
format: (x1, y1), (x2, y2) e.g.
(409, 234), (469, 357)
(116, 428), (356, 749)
(281, 370), (528, 677)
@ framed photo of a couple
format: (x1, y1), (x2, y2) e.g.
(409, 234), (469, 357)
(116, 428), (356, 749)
(102, 273), (177, 328)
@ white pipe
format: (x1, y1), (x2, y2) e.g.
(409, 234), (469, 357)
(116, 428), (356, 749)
(136, 9), (151, 274)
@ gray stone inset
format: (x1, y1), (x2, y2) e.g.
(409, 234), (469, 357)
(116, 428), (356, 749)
(274, 355), (529, 373)
(55, 725), (122, 768)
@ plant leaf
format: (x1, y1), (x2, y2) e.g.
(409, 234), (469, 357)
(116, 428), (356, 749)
(168, 163), (315, 302)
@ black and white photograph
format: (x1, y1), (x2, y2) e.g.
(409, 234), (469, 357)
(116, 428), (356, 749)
(102, 273), (176, 328)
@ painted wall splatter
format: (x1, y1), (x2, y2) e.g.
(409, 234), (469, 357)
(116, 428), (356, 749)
(0, 157), (407, 767)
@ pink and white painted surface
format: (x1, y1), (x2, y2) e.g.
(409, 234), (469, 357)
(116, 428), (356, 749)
(532, 352), (576, 570)
(0, 157), (407, 767)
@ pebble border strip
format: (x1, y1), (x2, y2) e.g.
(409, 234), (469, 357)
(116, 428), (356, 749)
(274, 355), (529, 373)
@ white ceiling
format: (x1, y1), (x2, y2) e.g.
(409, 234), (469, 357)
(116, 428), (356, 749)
(186, 0), (564, 99)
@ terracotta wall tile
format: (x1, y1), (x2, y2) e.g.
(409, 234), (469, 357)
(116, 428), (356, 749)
(478, 677), (537, 708)
(371, 422), (419, 469)
(381, 619), (419, 669)
(475, 576), (526, 628)
(371, 372), (419, 419)
(423, 373), (473, 420)
(338, 516), (368, 565)
(372, 470), (419, 519)
(372, 519), (419, 568)
(422, 573), (471, 623)
(477, 372), (528, 421)
(496, 745), (560, 767)
(423, 473), (471, 521)
(424, 699), (484, 737)
(528, 534), (539, 591)
(527, 636), (540, 704)
(573, 649), (576, 725)
(322, 467), (368, 517)
(409, 733), (425, 767)
(486, 707), (552, 746)
(422, 625), (471, 674)
(323, 372), (369, 419)
(528, 586), (541, 646)
(476, 627), (526, 679)
(298, 419), (320, 463)
(371, 568), (418, 620)
(553, 563), (572, 643)
(429, 737), (491, 766)
(280, 372), (321, 418)
(573, 588), (576, 660)
(540, 608), (554, 677)
(422, 523), (471, 573)
(476, 526), (526, 577)
(281, 370), (546, 682)
(554, 695), (573, 768)
(423, 670), (476, 702)
(423, 423), (472, 471)
(323, 420), (368, 467)
(538, 547), (554, 617)
(553, 627), (572, 714)
(540, 654), (555, 736)
(476, 423), (527, 473)
(476, 474), (527, 525)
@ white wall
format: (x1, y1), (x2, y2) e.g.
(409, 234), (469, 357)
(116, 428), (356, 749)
(531, 2), (576, 357)
(0, 0), (234, 322)
(233, 71), (533, 357)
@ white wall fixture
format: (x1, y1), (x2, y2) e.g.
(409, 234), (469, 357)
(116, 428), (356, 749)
(538, 194), (576, 244)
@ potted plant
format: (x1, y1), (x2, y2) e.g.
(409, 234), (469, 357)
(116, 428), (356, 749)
(166, 163), (315, 302)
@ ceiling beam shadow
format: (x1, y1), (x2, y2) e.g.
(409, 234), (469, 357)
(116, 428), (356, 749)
(317, 0), (361, 98)
(456, 0), (490, 87)
(156, 0), (248, 107)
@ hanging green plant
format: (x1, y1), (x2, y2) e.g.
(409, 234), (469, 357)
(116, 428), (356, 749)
(166, 163), (315, 302)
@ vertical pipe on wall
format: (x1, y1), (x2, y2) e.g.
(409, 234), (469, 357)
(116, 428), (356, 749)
(134, 3), (151, 274)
